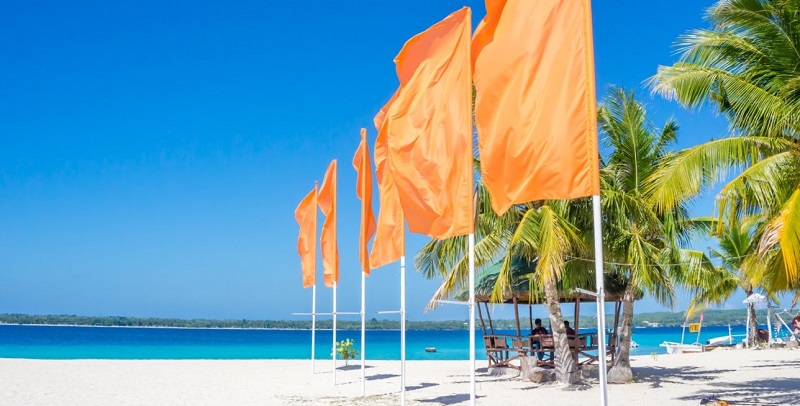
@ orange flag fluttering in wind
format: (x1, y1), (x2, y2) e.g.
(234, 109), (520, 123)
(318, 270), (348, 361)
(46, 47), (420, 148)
(472, 0), (601, 215)
(353, 128), (377, 275)
(369, 113), (405, 269)
(294, 184), (317, 288)
(381, 7), (474, 239)
(318, 160), (339, 287)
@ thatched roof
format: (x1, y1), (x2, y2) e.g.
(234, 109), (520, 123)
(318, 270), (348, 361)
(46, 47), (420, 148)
(455, 257), (634, 304)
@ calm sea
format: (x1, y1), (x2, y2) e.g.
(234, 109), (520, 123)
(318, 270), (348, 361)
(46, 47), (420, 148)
(0, 324), (749, 360)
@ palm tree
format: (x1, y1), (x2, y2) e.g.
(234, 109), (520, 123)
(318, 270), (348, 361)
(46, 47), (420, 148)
(686, 215), (764, 346)
(416, 178), (589, 384)
(598, 87), (713, 383)
(648, 0), (800, 294)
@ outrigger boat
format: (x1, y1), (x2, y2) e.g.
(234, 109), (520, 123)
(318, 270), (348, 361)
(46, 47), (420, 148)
(660, 315), (704, 354)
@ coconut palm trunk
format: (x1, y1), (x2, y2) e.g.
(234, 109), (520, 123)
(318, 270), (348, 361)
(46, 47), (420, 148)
(544, 279), (580, 384)
(745, 288), (759, 347)
(608, 280), (636, 383)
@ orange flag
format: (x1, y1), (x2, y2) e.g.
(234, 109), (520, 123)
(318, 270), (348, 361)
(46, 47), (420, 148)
(294, 184), (317, 288)
(369, 115), (405, 269)
(472, 0), (601, 215)
(318, 160), (339, 287)
(381, 7), (474, 239)
(353, 128), (377, 275)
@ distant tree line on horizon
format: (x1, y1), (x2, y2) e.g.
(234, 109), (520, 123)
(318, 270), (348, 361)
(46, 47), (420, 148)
(0, 309), (767, 330)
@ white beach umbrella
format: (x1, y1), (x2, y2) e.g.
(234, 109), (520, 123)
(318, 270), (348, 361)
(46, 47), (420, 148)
(743, 293), (768, 309)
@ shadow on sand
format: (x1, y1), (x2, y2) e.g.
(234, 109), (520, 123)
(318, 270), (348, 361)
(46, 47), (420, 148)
(336, 364), (375, 371)
(633, 366), (736, 388)
(418, 393), (485, 405)
(407, 382), (439, 392)
(365, 373), (399, 381)
(680, 377), (800, 405)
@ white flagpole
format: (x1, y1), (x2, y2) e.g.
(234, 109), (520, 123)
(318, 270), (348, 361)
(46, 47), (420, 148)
(468, 233), (476, 406)
(333, 281), (338, 385)
(400, 254), (406, 405)
(767, 305), (772, 348)
(593, 195), (608, 406)
(312, 285), (317, 374)
(361, 270), (366, 397)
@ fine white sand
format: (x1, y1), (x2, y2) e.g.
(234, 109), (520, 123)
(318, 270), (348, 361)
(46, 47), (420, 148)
(1, 348), (799, 405)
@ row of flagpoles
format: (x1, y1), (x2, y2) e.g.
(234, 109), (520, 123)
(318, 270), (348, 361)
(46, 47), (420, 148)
(294, 1), (608, 405)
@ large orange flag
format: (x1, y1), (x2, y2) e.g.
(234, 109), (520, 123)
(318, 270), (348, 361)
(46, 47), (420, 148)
(294, 184), (317, 288)
(369, 113), (405, 269)
(318, 160), (339, 287)
(353, 128), (377, 275)
(381, 7), (474, 239)
(472, 0), (600, 215)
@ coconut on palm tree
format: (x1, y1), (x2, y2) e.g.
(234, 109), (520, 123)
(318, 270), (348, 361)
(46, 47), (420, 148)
(648, 0), (800, 295)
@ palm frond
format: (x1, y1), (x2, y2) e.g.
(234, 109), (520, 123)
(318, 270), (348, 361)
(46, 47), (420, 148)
(645, 136), (793, 212)
(758, 187), (800, 289)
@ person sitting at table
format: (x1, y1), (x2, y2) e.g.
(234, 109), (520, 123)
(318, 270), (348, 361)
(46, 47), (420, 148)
(564, 320), (577, 337)
(531, 318), (549, 360)
(532, 318), (548, 336)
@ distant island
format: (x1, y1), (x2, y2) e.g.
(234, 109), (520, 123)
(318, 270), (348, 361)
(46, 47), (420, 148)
(0, 309), (765, 330)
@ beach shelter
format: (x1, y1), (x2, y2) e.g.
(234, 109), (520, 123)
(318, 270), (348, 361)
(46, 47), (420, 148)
(454, 258), (633, 369)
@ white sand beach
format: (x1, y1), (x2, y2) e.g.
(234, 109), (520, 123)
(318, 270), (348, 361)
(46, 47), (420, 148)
(1, 348), (798, 405)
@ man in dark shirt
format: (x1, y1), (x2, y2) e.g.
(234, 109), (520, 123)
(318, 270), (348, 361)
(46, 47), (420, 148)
(532, 318), (548, 335)
(531, 318), (549, 360)
(564, 320), (577, 336)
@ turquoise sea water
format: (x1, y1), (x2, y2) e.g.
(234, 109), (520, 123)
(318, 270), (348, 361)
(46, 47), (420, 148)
(0, 324), (751, 360)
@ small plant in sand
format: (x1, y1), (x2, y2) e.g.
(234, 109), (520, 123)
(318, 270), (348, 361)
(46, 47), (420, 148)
(332, 339), (359, 366)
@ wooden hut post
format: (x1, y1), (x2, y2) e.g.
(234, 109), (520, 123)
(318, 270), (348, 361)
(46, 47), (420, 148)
(477, 298), (487, 334)
(485, 303), (495, 335)
(513, 296), (521, 336)
(574, 297), (580, 332)
(528, 303), (534, 333)
(611, 301), (622, 363)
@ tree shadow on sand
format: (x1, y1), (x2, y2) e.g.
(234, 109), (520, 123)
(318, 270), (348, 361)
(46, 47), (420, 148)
(633, 366), (736, 388)
(418, 394), (485, 405)
(678, 377), (800, 405)
(737, 358), (800, 370)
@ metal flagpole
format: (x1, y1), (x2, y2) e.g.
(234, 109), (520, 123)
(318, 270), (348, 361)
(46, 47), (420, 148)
(767, 305), (772, 348)
(361, 270), (366, 397)
(333, 281), (338, 385)
(592, 195), (609, 406)
(312, 285), (317, 374)
(400, 254), (406, 405)
(468, 233), (476, 406)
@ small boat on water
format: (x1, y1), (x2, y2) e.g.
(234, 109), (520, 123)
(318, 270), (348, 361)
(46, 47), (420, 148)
(660, 341), (704, 354)
(425, 347), (436, 353)
(705, 325), (746, 348)
(661, 315), (705, 354)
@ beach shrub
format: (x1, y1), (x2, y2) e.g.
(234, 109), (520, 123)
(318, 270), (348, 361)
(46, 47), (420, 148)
(333, 339), (358, 366)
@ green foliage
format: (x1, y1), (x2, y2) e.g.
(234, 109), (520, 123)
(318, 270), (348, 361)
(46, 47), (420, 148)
(649, 0), (800, 293)
(332, 339), (358, 365)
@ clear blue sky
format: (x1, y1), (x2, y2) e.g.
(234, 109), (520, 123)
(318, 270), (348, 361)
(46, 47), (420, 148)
(1, 0), (737, 322)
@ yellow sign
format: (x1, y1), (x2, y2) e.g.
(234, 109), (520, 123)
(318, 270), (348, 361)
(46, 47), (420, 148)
(689, 323), (701, 333)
